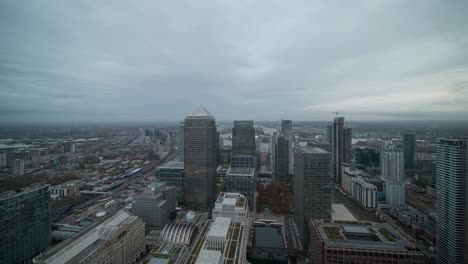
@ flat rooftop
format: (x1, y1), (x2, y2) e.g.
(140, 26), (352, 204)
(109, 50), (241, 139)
(0, 183), (49, 200)
(226, 167), (254, 176)
(207, 217), (231, 239)
(195, 249), (222, 264)
(295, 145), (328, 154)
(159, 161), (184, 169)
(314, 220), (419, 252)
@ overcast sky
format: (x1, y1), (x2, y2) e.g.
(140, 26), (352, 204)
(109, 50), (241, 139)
(1, 1), (468, 124)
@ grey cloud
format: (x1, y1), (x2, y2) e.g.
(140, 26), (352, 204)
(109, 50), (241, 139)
(1, 0), (468, 125)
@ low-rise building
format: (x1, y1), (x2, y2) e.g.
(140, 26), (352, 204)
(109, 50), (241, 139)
(309, 220), (426, 264)
(389, 206), (428, 228)
(213, 192), (249, 226)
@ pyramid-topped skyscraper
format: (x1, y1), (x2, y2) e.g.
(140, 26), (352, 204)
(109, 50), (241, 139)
(184, 106), (217, 211)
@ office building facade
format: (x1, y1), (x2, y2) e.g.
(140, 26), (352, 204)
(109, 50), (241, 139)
(331, 117), (345, 184)
(184, 106), (217, 211)
(294, 145), (332, 247)
(403, 133), (416, 171)
(436, 138), (468, 264)
(232, 120), (256, 157)
(226, 167), (255, 211)
(0, 184), (51, 264)
(274, 135), (289, 182)
(281, 120), (294, 174)
(157, 160), (184, 204)
(132, 182), (176, 231)
(178, 121), (184, 161)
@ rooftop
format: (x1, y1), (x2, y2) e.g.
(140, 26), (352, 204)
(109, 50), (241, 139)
(226, 167), (254, 176)
(313, 220), (420, 252)
(207, 217), (231, 239)
(214, 192), (248, 210)
(295, 145), (328, 154)
(159, 161), (184, 170)
(195, 249), (223, 264)
(187, 106), (214, 119)
(0, 183), (49, 200)
(36, 210), (137, 264)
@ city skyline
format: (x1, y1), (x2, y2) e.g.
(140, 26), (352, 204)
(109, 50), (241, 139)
(1, 1), (468, 124)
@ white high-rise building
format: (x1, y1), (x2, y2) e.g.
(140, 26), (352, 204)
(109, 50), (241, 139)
(381, 151), (404, 182)
(13, 159), (24, 176)
(384, 180), (405, 207)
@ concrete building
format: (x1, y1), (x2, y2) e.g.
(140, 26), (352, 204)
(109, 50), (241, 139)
(13, 158), (24, 175)
(49, 180), (81, 200)
(309, 220), (426, 264)
(132, 182), (176, 231)
(384, 179), (405, 207)
(343, 127), (353, 164)
(350, 177), (378, 208)
(195, 249), (223, 264)
(178, 121), (184, 161)
(389, 206), (428, 228)
(213, 192), (249, 226)
(62, 141), (75, 153)
(0, 184), (51, 264)
(35, 209), (145, 264)
(341, 162), (368, 194)
(381, 150), (405, 182)
(281, 120), (294, 174)
(294, 145), (332, 247)
(403, 133), (416, 171)
(232, 120), (256, 157)
(184, 106), (217, 211)
(197, 216), (247, 264)
(0, 152), (7, 167)
(157, 161), (184, 205)
(226, 167), (255, 211)
(436, 138), (468, 264)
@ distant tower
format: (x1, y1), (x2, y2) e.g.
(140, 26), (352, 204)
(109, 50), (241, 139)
(184, 106), (217, 211)
(332, 117), (345, 184)
(403, 133), (416, 171)
(13, 159), (24, 176)
(281, 120), (293, 174)
(436, 138), (468, 264)
(294, 146), (332, 247)
(232, 120), (256, 157)
(274, 135), (289, 182)
(178, 121), (184, 161)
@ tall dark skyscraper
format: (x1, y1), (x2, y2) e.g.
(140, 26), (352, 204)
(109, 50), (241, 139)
(326, 125), (332, 144)
(293, 145), (332, 247)
(0, 184), (51, 264)
(343, 127), (353, 164)
(403, 133), (416, 171)
(274, 135), (289, 182)
(184, 106), (217, 211)
(178, 121), (184, 161)
(332, 116), (345, 184)
(436, 138), (468, 264)
(232, 120), (256, 157)
(281, 120), (293, 173)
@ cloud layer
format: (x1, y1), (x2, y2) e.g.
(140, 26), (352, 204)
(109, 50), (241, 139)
(1, 0), (468, 124)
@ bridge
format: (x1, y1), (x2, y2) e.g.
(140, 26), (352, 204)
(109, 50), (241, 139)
(247, 246), (305, 257)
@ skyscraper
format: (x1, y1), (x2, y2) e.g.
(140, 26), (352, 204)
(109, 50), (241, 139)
(274, 135), (289, 182)
(232, 120), (256, 157)
(178, 121), (184, 161)
(325, 125), (332, 144)
(294, 145), (332, 247)
(381, 151), (405, 182)
(281, 120), (293, 174)
(184, 106), (217, 211)
(0, 184), (51, 264)
(227, 155), (256, 210)
(332, 116), (345, 184)
(403, 133), (416, 171)
(436, 138), (468, 264)
(343, 127), (353, 164)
